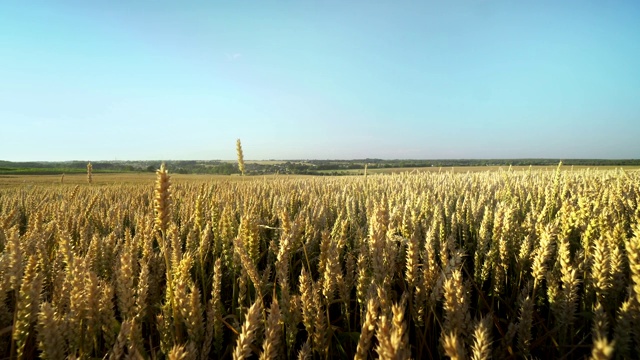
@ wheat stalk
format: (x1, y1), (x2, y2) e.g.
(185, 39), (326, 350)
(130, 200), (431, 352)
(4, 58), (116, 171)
(236, 139), (246, 176)
(233, 298), (263, 360)
(87, 162), (93, 184)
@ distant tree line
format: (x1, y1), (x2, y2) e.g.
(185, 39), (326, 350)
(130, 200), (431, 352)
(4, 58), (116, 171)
(1, 158), (639, 176)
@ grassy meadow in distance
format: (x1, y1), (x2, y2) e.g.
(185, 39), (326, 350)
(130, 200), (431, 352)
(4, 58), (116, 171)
(1, 165), (640, 359)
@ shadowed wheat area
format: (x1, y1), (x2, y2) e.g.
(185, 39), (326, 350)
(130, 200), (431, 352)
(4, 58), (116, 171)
(1, 166), (639, 359)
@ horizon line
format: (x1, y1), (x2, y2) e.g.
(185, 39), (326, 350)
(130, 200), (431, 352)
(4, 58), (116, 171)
(2, 158), (640, 163)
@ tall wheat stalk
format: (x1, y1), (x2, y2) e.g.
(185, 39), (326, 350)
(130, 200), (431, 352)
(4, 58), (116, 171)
(87, 162), (93, 183)
(236, 139), (246, 176)
(154, 162), (181, 343)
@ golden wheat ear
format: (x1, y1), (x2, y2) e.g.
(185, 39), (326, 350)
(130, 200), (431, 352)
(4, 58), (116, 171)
(233, 298), (264, 360)
(87, 161), (93, 183)
(237, 139), (246, 176)
(154, 162), (171, 234)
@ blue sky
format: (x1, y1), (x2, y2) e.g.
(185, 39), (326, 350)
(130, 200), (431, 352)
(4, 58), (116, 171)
(1, 0), (639, 161)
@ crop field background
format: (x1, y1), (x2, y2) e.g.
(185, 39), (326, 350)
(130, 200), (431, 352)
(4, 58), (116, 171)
(316, 166), (640, 176)
(0, 165), (639, 359)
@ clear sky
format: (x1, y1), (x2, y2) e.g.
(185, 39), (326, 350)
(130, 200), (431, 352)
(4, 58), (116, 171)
(1, 1), (639, 161)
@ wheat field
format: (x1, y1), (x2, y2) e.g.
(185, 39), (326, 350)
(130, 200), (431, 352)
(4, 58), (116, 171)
(0, 165), (639, 359)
